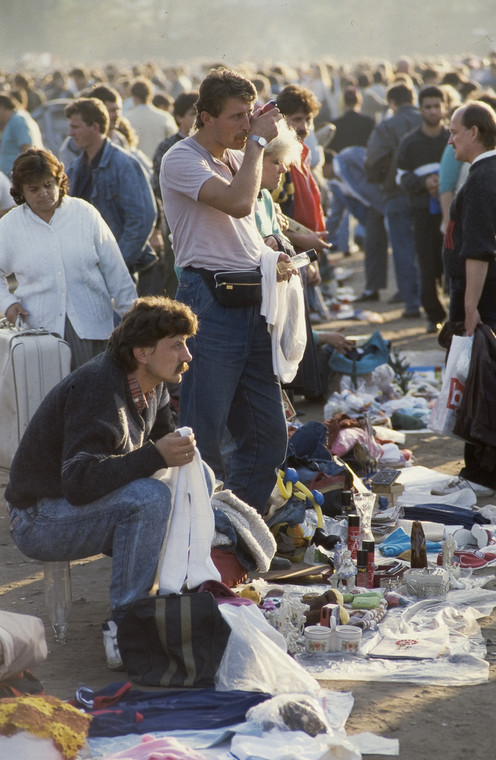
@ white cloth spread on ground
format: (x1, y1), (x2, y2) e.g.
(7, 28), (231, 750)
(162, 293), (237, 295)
(154, 427), (221, 594)
(260, 250), (307, 383)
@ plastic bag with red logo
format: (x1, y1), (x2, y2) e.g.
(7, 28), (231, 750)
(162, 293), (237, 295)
(428, 335), (473, 437)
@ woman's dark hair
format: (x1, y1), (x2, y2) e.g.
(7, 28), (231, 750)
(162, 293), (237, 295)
(108, 296), (198, 372)
(10, 148), (69, 205)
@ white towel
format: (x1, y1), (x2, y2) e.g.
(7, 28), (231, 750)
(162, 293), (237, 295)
(155, 427), (221, 594)
(211, 489), (276, 572)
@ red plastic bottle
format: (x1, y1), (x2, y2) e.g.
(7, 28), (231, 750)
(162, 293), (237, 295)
(347, 514), (361, 560)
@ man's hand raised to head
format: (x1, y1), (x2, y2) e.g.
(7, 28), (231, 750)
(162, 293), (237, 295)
(249, 104), (282, 143)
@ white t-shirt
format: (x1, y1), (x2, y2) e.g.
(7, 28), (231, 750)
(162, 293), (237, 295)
(160, 136), (267, 271)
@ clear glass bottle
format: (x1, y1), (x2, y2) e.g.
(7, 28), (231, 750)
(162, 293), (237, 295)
(44, 561), (72, 643)
(276, 249), (318, 275)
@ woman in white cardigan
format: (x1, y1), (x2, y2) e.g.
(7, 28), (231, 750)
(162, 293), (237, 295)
(0, 148), (137, 368)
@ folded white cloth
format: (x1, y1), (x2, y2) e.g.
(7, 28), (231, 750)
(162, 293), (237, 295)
(155, 427), (221, 594)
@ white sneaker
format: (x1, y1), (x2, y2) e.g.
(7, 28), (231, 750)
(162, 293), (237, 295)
(464, 479), (495, 497)
(102, 620), (125, 671)
(471, 524), (493, 549)
(432, 477), (494, 498)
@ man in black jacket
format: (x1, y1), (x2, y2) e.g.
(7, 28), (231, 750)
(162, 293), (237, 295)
(6, 296), (201, 666)
(397, 85), (449, 332)
(330, 87), (375, 153)
(365, 83), (421, 312)
(440, 101), (496, 496)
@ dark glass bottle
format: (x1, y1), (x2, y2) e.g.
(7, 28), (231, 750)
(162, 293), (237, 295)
(341, 489), (354, 516)
(356, 549), (370, 588)
(362, 539), (376, 588)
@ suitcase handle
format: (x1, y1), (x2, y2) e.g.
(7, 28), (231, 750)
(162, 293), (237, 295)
(0, 317), (52, 337)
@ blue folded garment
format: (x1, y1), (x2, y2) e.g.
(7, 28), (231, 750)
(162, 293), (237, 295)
(403, 504), (490, 529)
(379, 526), (442, 557)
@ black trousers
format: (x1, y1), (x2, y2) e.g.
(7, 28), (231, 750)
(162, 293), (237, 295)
(412, 207), (446, 323)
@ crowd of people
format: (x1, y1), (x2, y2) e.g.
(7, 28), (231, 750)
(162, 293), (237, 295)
(2, 51), (496, 668)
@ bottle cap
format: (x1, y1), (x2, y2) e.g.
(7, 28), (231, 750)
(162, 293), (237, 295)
(362, 540), (375, 552)
(348, 514), (360, 527)
(306, 248), (318, 263)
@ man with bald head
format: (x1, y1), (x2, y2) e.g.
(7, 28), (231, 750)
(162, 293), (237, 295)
(441, 100), (496, 496)
(445, 101), (496, 337)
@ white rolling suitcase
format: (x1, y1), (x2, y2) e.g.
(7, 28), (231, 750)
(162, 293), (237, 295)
(0, 319), (71, 472)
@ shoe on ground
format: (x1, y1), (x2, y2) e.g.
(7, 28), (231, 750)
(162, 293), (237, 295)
(402, 308), (421, 318)
(269, 556), (293, 570)
(358, 290), (379, 302)
(432, 476), (495, 498)
(471, 524), (493, 549)
(388, 292), (404, 304)
(102, 620), (125, 671)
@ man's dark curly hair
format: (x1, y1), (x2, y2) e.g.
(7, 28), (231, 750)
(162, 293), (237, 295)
(108, 296), (198, 372)
(276, 84), (321, 118)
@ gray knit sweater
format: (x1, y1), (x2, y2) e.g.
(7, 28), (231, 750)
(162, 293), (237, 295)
(5, 351), (173, 509)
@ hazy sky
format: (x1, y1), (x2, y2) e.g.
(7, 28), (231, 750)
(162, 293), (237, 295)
(1, 0), (495, 69)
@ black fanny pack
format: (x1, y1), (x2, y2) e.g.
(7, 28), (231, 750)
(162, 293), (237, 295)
(185, 267), (262, 307)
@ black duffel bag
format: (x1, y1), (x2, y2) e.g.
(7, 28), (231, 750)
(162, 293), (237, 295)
(117, 592), (231, 688)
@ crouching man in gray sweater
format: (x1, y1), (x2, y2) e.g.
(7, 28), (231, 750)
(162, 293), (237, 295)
(5, 295), (201, 668)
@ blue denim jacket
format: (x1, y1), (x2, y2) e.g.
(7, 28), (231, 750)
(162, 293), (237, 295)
(68, 138), (157, 272)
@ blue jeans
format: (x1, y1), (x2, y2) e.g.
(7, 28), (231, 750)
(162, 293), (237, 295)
(384, 195), (420, 311)
(9, 478), (172, 615)
(326, 185), (350, 253)
(176, 270), (288, 515)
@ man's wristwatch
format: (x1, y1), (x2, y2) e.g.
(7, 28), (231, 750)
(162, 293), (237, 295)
(248, 135), (268, 148)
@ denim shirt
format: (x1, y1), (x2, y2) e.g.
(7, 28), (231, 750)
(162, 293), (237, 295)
(68, 138), (157, 272)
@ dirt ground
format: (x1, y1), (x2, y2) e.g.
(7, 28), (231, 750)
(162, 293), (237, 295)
(1, 249), (495, 760)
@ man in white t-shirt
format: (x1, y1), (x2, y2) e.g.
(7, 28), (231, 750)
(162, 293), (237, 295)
(160, 67), (291, 515)
(126, 77), (176, 161)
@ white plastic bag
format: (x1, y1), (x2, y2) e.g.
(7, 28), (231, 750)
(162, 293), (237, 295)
(428, 335), (473, 436)
(215, 604), (320, 696)
(271, 275), (307, 383)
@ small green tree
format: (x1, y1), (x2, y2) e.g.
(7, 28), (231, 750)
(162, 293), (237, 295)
(389, 349), (411, 394)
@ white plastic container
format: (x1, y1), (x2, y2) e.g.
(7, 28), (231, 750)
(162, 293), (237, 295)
(304, 625), (332, 653)
(336, 624), (362, 654)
